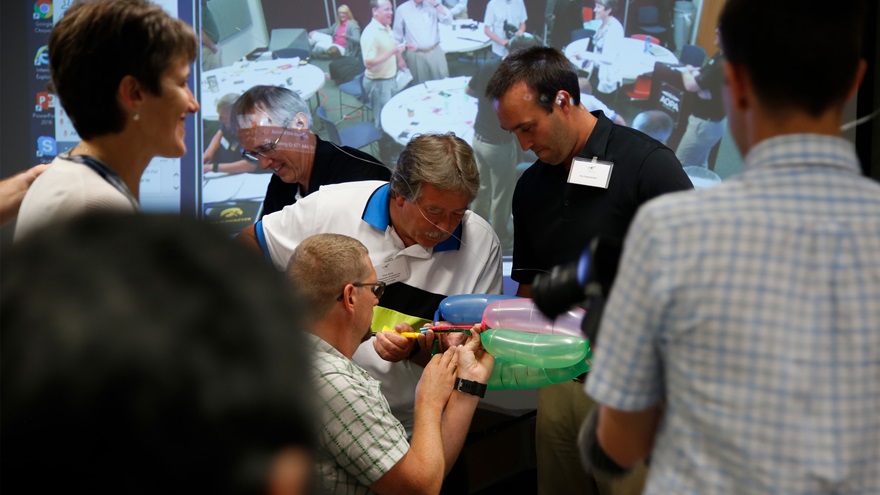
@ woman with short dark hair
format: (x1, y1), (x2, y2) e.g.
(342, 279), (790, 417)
(14, 0), (200, 241)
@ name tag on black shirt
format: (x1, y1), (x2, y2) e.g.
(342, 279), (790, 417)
(569, 156), (613, 189)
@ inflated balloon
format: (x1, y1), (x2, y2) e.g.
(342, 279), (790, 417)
(487, 359), (590, 390)
(434, 293), (519, 324)
(480, 328), (590, 369)
(481, 298), (586, 339)
(431, 294), (593, 391)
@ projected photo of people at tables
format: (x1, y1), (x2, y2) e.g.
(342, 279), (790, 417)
(197, 0), (744, 243)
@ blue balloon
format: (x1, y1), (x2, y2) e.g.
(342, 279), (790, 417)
(434, 293), (519, 323)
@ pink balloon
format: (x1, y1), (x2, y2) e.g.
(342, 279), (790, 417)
(481, 298), (586, 338)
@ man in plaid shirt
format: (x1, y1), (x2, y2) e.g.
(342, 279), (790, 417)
(287, 233), (494, 495)
(580, 1), (880, 494)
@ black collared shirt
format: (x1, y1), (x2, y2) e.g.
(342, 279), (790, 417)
(511, 111), (694, 284)
(690, 52), (726, 121)
(260, 135), (391, 218)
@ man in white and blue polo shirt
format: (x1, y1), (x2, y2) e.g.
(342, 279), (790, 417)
(239, 133), (503, 437)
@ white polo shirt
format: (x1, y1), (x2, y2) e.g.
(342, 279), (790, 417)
(257, 180), (503, 434)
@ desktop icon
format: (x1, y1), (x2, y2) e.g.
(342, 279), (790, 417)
(33, 0), (52, 19)
(34, 46), (49, 66)
(36, 136), (57, 157)
(36, 91), (56, 111)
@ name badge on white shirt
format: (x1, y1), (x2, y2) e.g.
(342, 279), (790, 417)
(568, 156), (613, 189)
(376, 256), (410, 285)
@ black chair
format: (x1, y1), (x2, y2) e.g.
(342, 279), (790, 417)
(636, 6), (668, 45)
(273, 47), (310, 60)
(680, 44), (706, 67)
(316, 106), (382, 155)
(337, 72), (371, 121)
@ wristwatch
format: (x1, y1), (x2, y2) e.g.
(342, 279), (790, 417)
(454, 377), (487, 398)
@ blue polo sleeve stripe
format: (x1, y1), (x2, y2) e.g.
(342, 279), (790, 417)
(254, 219), (271, 264)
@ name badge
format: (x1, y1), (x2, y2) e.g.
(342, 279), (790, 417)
(568, 156), (613, 189)
(220, 135), (230, 148)
(376, 256), (409, 285)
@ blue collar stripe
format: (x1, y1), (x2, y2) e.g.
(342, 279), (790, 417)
(434, 223), (463, 252)
(361, 183), (463, 252)
(362, 183), (392, 230)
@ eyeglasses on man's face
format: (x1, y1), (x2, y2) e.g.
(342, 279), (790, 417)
(241, 125), (290, 162)
(337, 281), (386, 301)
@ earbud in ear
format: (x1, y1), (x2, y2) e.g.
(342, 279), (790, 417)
(556, 97), (565, 106)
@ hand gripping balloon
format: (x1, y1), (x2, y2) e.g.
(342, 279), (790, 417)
(432, 294), (593, 390)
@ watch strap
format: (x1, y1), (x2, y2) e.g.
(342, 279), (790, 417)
(454, 377), (487, 398)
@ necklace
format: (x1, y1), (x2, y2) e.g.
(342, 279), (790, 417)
(76, 142), (103, 160)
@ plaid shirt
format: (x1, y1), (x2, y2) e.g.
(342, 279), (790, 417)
(310, 335), (408, 494)
(587, 134), (880, 494)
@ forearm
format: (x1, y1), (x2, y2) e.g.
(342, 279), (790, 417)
(408, 407), (446, 488)
(439, 389), (480, 475)
(433, 2), (452, 22)
(682, 70), (702, 92)
(201, 30), (217, 50)
(439, 339), (491, 475)
(485, 26), (506, 45)
(364, 48), (396, 69)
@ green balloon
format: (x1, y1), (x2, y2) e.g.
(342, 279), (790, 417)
(487, 359), (591, 390)
(481, 328), (590, 368)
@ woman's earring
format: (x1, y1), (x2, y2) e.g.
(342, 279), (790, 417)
(133, 113), (140, 121)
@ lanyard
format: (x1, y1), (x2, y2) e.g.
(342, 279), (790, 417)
(64, 153), (140, 210)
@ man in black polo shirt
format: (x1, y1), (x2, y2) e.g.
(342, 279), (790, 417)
(675, 29), (726, 169)
(487, 45), (693, 495)
(230, 85), (391, 218)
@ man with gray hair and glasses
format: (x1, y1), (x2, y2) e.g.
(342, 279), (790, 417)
(230, 85), (390, 218)
(239, 132), (502, 440)
(288, 233), (493, 494)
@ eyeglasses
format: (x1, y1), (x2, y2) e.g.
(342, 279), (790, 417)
(241, 126), (290, 162)
(337, 281), (386, 301)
